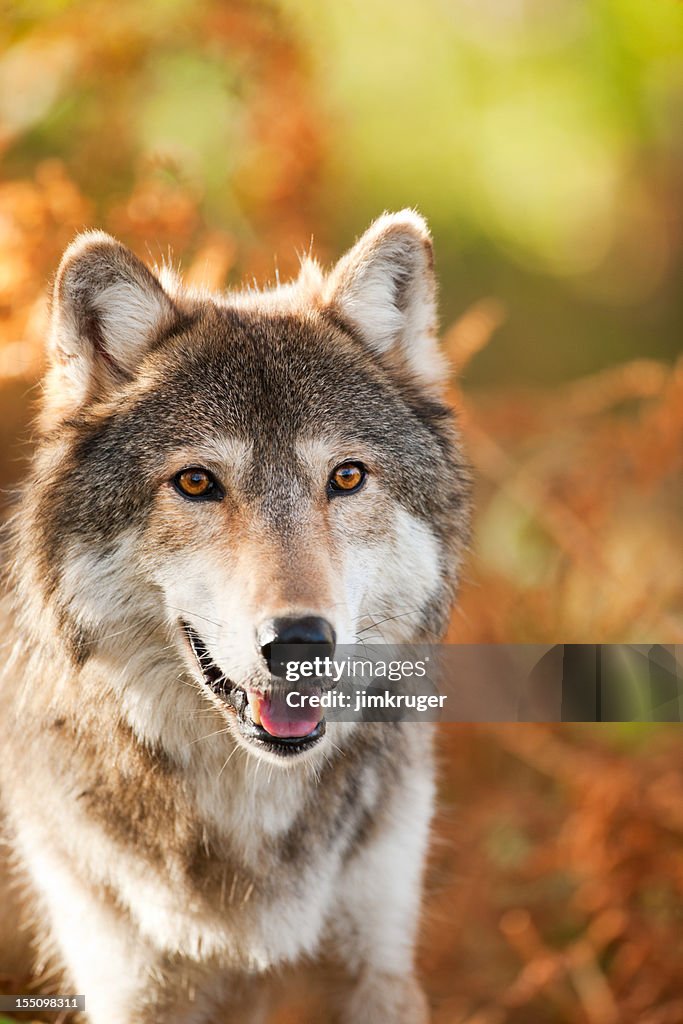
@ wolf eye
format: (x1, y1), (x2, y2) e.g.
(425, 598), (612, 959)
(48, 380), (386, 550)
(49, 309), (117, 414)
(173, 467), (223, 502)
(328, 461), (367, 496)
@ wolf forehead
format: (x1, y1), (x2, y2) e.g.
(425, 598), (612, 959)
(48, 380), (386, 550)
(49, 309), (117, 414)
(111, 303), (451, 451)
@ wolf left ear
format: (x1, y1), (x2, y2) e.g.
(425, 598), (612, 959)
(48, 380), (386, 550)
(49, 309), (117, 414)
(44, 231), (179, 422)
(323, 210), (447, 391)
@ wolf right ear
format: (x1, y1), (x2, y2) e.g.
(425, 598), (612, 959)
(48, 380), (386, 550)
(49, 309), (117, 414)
(43, 232), (179, 422)
(322, 210), (448, 391)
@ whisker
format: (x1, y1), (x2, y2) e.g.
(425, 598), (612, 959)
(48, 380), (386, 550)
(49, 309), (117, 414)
(169, 605), (226, 630)
(217, 742), (242, 780)
(189, 726), (231, 746)
(356, 608), (422, 635)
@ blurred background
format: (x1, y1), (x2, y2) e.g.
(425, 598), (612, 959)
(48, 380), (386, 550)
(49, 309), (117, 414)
(0, 1), (682, 1021)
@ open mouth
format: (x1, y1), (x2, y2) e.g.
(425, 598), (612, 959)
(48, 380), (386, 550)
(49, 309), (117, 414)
(181, 621), (325, 757)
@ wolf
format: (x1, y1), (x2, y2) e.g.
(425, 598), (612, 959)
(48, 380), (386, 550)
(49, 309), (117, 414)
(0, 211), (471, 1023)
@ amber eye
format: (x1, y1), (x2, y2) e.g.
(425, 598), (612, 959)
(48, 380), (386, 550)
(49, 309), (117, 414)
(172, 467), (223, 502)
(328, 461), (367, 496)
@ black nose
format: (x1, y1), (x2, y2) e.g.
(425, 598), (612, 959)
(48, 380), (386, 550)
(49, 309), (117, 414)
(259, 616), (336, 678)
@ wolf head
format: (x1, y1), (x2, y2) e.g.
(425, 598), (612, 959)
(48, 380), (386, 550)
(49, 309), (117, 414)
(17, 212), (471, 763)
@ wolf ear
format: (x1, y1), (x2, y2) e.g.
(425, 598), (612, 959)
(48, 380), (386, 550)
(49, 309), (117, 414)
(44, 231), (179, 421)
(323, 210), (447, 390)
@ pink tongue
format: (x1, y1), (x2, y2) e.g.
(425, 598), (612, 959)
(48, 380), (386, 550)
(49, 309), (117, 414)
(258, 693), (323, 739)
